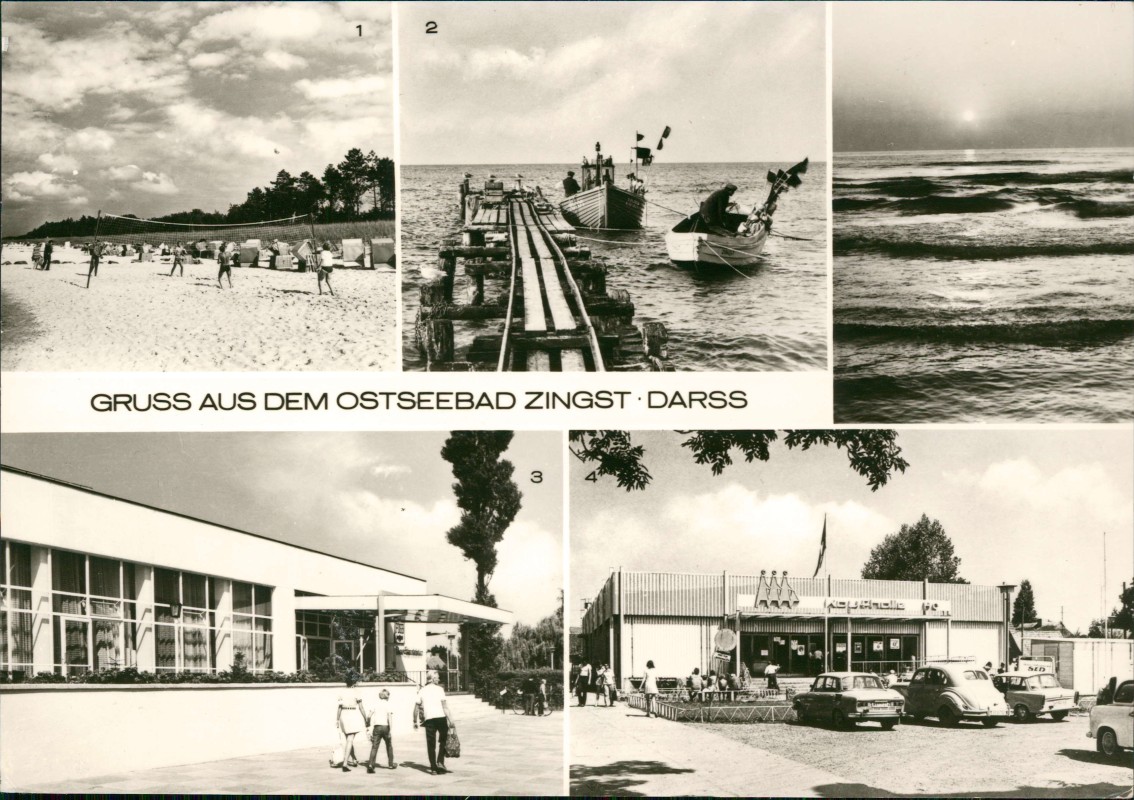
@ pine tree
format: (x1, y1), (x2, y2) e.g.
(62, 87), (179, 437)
(1012, 579), (1038, 628)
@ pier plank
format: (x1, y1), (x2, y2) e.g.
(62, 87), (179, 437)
(519, 204), (576, 331)
(511, 202), (547, 333)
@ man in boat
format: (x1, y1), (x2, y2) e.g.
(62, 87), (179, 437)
(562, 170), (580, 197)
(699, 183), (737, 234)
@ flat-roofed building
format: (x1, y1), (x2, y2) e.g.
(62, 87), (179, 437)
(579, 569), (1010, 688)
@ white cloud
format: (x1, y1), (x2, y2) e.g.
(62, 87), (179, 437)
(948, 458), (1131, 526)
(370, 463), (411, 479)
(190, 4), (332, 45)
(37, 153), (80, 173)
(66, 128), (116, 153)
(295, 74), (388, 101)
(263, 49), (307, 71)
(165, 101), (291, 159)
(3, 170), (76, 201)
(2, 19), (186, 110)
(187, 51), (230, 70)
(102, 164), (178, 195)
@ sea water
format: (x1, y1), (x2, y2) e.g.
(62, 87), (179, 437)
(401, 161), (828, 372)
(833, 148), (1134, 422)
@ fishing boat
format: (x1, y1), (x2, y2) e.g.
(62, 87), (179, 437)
(559, 128), (670, 230)
(559, 141), (646, 229)
(665, 157), (809, 269)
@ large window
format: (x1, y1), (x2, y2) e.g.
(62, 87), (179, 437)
(233, 582), (273, 671)
(154, 568), (216, 673)
(1, 542), (34, 675)
(51, 549), (138, 676)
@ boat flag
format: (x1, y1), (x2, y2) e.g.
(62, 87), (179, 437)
(635, 146), (652, 160)
(656, 125), (672, 151)
(812, 514), (827, 578)
(636, 132), (645, 141)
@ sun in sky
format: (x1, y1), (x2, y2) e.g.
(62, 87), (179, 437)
(961, 109), (977, 123)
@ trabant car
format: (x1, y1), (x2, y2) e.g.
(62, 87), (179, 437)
(991, 671), (1077, 722)
(896, 663), (1008, 727)
(1087, 678), (1134, 758)
(792, 671), (905, 730)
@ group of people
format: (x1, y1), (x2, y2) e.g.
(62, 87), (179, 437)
(332, 670), (457, 777)
(573, 662), (619, 707)
(31, 239), (54, 271)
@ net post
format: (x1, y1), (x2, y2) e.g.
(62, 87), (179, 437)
(91, 210), (102, 248)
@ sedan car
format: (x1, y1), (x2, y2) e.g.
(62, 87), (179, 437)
(991, 671), (1077, 722)
(793, 671), (905, 730)
(1087, 677), (1134, 758)
(896, 663), (1009, 727)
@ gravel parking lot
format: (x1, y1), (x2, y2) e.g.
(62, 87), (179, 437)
(699, 713), (1133, 797)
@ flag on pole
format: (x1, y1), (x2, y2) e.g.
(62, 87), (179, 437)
(812, 514), (827, 578)
(636, 132), (645, 141)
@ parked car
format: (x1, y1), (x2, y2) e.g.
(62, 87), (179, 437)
(792, 671), (905, 730)
(895, 663), (1008, 727)
(1087, 677), (1134, 758)
(991, 671), (1077, 722)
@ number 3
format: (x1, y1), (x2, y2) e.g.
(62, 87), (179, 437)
(425, 21), (438, 34)
(530, 471), (543, 484)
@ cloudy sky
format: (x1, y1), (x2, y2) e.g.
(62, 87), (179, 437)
(571, 429), (1133, 634)
(1, 1), (392, 235)
(0, 432), (562, 627)
(399, 2), (826, 164)
(834, 2), (1134, 151)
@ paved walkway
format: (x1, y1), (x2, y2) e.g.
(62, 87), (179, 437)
(16, 696), (563, 795)
(570, 702), (850, 797)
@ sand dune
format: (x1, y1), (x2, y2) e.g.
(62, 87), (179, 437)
(1, 244), (398, 371)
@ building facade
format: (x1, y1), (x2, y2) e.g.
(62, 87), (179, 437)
(579, 569), (1010, 687)
(0, 467), (509, 679)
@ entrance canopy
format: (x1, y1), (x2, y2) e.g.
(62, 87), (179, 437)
(294, 593), (512, 625)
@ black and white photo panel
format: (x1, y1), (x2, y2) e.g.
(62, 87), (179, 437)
(0, 431), (565, 794)
(400, 2), (828, 373)
(1, 2), (398, 371)
(568, 428), (1134, 797)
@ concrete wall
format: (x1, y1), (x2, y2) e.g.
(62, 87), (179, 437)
(0, 681), (419, 789)
(924, 621), (1000, 667)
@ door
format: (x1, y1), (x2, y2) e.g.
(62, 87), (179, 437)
(906, 669), (933, 714)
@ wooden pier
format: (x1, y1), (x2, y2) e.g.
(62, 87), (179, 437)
(414, 179), (671, 372)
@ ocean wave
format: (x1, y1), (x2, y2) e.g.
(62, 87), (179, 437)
(958, 168), (1132, 186)
(833, 236), (1134, 260)
(913, 159), (1060, 168)
(835, 318), (1134, 346)
(888, 194), (1016, 215)
(1056, 199), (1134, 219)
(833, 177), (945, 196)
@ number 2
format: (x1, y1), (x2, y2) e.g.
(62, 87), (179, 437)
(425, 21), (438, 34)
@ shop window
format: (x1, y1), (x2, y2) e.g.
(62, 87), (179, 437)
(1, 542), (35, 675)
(154, 569), (215, 673)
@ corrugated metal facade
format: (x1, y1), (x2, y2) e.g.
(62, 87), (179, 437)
(584, 571), (1002, 627)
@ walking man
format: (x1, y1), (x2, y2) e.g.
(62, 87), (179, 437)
(365, 688), (396, 773)
(42, 239), (54, 271)
(414, 671), (455, 775)
(575, 662), (592, 707)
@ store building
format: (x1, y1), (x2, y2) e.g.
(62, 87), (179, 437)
(0, 466), (510, 680)
(579, 569), (1011, 687)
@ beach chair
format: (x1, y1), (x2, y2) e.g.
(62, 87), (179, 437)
(240, 239), (261, 268)
(270, 241), (293, 270)
(294, 239), (314, 272)
(370, 237), (395, 267)
(341, 238), (365, 267)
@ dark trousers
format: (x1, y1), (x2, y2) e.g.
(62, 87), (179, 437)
(423, 717), (449, 770)
(43, 255), (52, 271)
(367, 724), (394, 768)
(768, 674), (779, 690)
(576, 684), (587, 706)
(523, 692), (535, 715)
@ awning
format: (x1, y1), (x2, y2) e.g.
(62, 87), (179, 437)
(293, 593), (512, 625)
(738, 609), (950, 623)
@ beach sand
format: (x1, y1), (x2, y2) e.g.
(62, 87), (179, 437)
(1, 244), (398, 371)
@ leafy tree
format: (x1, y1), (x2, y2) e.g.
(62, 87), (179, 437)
(501, 591), (564, 670)
(568, 430), (908, 492)
(1012, 579), (1038, 628)
(441, 431), (523, 688)
(861, 514), (967, 583)
(1114, 582), (1134, 639)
